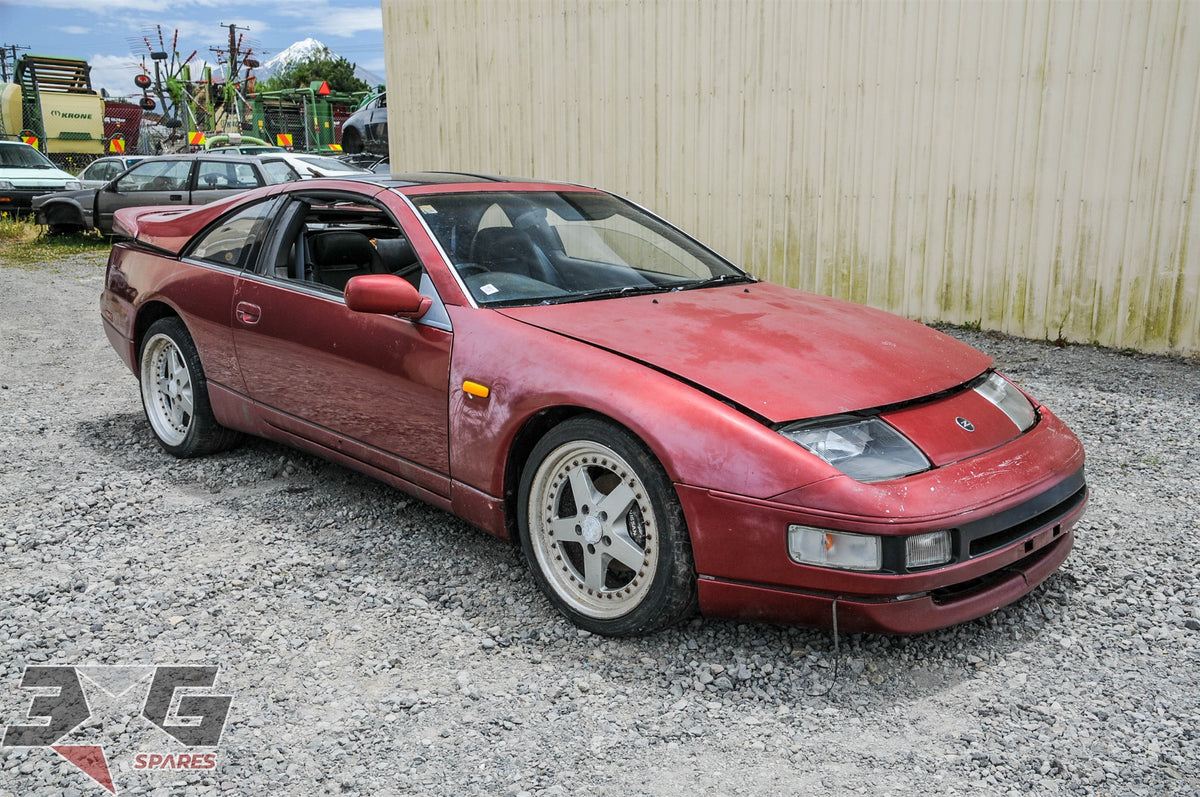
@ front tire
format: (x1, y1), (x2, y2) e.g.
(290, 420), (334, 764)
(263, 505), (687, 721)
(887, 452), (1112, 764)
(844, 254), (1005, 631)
(518, 416), (697, 635)
(138, 317), (241, 457)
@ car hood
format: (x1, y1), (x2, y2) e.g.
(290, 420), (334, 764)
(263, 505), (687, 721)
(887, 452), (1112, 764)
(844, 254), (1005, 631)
(498, 283), (992, 422)
(0, 165), (78, 187)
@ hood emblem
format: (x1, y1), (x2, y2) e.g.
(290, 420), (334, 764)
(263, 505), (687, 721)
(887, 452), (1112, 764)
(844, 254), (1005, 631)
(956, 417), (975, 432)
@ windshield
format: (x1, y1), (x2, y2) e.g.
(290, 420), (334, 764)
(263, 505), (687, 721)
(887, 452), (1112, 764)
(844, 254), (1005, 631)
(297, 156), (368, 173)
(0, 143), (56, 169)
(413, 190), (751, 306)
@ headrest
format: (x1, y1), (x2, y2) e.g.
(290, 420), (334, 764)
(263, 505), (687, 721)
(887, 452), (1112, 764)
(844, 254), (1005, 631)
(472, 226), (538, 261)
(312, 231), (376, 265)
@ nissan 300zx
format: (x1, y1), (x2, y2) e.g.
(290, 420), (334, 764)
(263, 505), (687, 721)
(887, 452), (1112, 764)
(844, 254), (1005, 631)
(100, 173), (1087, 636)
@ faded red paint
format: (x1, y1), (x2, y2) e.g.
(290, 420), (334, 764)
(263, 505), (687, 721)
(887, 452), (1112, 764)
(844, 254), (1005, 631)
(100, 176), (1088, 634)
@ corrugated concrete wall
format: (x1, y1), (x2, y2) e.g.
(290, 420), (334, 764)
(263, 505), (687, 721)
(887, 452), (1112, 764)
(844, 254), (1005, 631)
(382, 0), (1200, 355)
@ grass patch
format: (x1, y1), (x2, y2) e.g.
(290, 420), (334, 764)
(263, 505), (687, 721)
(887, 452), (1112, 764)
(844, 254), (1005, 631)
(0, 214), (111, 269)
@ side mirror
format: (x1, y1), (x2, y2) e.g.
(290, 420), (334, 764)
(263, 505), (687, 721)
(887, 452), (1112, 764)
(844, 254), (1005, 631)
(344, 274), (431, 319)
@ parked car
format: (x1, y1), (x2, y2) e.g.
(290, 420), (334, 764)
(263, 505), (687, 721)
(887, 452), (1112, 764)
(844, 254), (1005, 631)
(100, 174), (1087, 637)
(339, 91), (387, 156)
(0, 140), (82, 214)
(76, 155), (148, 188)
(33, 154), (299, 235)
(258, 152), (371, 178)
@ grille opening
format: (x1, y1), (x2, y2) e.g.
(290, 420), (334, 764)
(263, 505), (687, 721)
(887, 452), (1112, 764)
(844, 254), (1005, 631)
(932, 541), (1061, 605)
(968, 487), (1085, 557)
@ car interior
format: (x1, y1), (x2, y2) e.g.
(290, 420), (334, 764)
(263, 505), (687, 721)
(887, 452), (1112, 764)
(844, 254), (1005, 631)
(415, 191), (742, 307)
(267, 195), (424, 292)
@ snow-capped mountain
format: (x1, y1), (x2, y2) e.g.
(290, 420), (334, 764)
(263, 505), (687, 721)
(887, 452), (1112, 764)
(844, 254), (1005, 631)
(258, 38), (384, 88)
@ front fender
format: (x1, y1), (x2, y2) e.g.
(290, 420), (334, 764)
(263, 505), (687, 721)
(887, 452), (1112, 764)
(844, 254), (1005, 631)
(34, 197), (88, 229)
(446, 308), (827, 502)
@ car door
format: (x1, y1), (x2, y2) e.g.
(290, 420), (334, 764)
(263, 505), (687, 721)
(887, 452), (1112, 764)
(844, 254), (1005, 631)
(365, 94), (388, 155)
(229, 195), (453, 497)
(97, 159), (195, 234)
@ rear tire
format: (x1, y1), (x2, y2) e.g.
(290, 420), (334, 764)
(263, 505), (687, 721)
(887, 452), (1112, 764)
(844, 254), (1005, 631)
(138, 317), (241, 458)
(518, 416), (697, 636)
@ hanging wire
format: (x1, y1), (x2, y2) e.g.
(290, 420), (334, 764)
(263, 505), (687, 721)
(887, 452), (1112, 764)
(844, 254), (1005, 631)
(806, 598), (841, 697)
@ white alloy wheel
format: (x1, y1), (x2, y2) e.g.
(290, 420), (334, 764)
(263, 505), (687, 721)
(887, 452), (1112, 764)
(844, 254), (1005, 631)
(140, 331), (195, 447)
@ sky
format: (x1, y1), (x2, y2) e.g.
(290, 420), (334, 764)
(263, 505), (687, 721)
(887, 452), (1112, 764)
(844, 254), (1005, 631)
(0, 0), (385, 97)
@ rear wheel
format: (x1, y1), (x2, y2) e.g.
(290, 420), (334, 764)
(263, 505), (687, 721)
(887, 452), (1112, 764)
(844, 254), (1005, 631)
(138, 317), (241, 458)
(518, 417), (697, 635)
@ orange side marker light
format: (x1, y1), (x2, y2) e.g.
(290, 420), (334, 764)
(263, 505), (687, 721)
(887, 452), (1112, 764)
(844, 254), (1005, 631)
(463, 380), (490, 399)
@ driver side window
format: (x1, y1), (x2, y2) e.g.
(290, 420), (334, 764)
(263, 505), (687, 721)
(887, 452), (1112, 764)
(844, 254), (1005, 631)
(115, 160), (191, 193)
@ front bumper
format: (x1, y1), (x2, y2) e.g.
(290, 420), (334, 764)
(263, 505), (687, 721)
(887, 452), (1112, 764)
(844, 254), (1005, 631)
(679, 408), (1087, 634)
(1, 187), (63, 213)
(696, 521), (1077, 634)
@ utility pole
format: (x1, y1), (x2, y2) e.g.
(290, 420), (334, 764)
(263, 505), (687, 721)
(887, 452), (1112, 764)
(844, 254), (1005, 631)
(0, 44), (31, 82)
(210, 23), (251, 130)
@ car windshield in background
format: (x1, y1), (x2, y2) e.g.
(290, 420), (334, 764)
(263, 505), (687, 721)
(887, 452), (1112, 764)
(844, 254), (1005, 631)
(0, 143), (55, 168)
(413, 190), (752, 307)
(296, 156), (369, 173)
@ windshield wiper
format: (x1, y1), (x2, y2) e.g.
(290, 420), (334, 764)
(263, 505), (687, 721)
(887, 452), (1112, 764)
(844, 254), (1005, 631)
(677, 273), (757, 291)
(541, 284), (671, 305)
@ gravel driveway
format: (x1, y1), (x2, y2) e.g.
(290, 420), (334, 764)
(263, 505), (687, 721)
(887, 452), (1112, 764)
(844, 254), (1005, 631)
(1, 251), (1197, 797)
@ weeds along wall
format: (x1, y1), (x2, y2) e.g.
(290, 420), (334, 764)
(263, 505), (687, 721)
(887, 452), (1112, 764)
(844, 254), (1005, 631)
(382, 0), (1200, 356)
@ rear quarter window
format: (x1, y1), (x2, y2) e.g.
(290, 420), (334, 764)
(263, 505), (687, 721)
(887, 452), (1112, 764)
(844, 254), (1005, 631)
(187, 199), (279, 269)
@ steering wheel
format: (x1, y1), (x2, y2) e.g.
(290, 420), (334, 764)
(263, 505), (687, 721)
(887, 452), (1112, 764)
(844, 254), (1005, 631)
(455, 262), (489, 278)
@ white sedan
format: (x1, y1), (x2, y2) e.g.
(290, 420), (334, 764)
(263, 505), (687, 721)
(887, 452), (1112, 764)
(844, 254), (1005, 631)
(258, 153), (371, 179)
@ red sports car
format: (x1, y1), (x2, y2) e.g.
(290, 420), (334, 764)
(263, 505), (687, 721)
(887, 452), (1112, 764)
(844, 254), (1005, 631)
(100, 173), (1087, 636)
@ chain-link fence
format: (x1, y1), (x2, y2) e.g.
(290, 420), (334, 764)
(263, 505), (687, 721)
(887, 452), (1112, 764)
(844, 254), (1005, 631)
(9, 91), (367, 174)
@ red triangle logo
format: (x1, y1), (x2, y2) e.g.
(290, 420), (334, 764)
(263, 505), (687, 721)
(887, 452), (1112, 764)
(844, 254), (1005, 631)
(52, 745), (116, 794)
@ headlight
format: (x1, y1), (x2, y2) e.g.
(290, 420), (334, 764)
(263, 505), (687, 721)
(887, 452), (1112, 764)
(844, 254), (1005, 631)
(779, 416), (930, 482)
(788, 526), (881, 570)
(0, 180), (14, 190)
(975, 372), (1037, 431)
(63, 180), (82, 190)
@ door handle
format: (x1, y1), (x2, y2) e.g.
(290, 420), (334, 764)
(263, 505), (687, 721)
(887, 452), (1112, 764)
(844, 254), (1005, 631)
(236, 302), (261, 325)
(170, 194), (184, 200)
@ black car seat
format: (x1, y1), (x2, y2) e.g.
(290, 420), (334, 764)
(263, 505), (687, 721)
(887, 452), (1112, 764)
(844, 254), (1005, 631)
(309, 231), (385, 291)
(469, 227), (560, 285)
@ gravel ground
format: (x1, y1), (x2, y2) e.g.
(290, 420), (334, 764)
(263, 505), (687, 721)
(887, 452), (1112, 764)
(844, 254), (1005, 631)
(0, 251), (1197, 797)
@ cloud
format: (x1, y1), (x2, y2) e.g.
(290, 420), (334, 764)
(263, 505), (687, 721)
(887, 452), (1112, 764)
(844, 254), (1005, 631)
(7, 0), (170, 10)
(309, 8), (382, 38)
(85, 53), (147, 97)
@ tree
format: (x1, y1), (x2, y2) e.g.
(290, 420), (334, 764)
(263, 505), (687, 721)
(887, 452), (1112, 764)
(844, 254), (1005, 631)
(258, 50), (370, 95)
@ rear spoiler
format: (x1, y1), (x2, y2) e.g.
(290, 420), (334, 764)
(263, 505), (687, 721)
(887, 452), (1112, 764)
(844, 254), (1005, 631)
(112, 205), (213, 253)
(112, 182), (291, 251)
